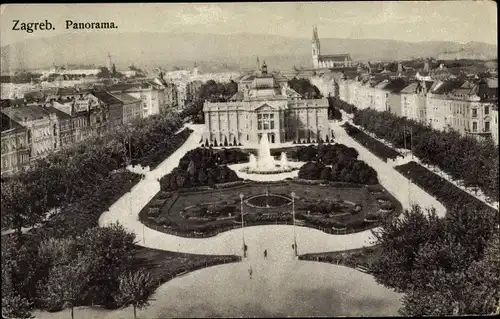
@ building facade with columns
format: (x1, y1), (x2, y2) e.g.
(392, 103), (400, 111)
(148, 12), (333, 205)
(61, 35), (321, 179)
(202, 62), (329, 146)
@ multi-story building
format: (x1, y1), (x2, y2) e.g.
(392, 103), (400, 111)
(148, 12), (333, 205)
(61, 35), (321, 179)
(186, 80), (204, 104)
(50, 92), (105, 142)
(45, 106), (74, 149)
(491, 104), (499, 145)
(93, 91), (124, 130)
(400, 80), (433, 122)
(1, 113), (30, 176)
(1, 105), (59, 160)
(376, 78), (409, 116)
(426, 78), (497, 139)
(107, 80), (177, 117)
(202, 62), (329, 146)
(110, 92), (142, 124)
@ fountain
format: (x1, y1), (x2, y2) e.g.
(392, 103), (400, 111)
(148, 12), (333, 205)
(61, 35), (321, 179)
(256, 133), (276, 170)
(241, 134), (297, 174)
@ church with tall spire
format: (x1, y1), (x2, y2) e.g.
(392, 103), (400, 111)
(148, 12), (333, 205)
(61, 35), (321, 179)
(312, 25), (353, 69)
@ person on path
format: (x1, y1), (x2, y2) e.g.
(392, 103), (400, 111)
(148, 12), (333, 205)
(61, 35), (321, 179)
(292, 244), (295, 251)
(264, 249), (267, 259)
(248, 266), (253, 279)
(244, 244), (248, 258)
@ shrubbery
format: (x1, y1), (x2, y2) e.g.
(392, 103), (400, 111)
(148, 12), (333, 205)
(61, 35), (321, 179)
(343, 123), (401, 161)
(370, 162), (499, 316)
(291, 143), (358, 163)
(160, 147), (245, 191)
(298, 159), (378, 185)
(2, 223), (138, 315)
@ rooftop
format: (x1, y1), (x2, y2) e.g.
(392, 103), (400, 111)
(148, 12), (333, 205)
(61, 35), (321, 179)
(1, 105), (50, 124)
(45, 106), (71, 119)
(319, 54), (352, 62)
(110, 92), (141, 104)
(1, 112), (24, 132)
(93, 91), (124, 105)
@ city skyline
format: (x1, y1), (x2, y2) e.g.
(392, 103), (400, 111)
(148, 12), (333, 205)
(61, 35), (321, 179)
(1, 2), (498, 46)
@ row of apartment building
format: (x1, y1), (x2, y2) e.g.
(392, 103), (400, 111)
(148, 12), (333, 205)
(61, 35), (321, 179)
(335, 73), (498, 145)
(0, 77), (187, 176)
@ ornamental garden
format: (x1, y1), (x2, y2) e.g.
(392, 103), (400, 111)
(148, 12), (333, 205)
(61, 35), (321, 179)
(139, 143), (402, 237)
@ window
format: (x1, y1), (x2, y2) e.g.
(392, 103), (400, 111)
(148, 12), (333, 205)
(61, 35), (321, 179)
(485, 106), (489, 115)
(485, 121), (490, 132)
(257, 113), (275, 131)
(472, 109), (478, 118)
(473, 122), (478, 132)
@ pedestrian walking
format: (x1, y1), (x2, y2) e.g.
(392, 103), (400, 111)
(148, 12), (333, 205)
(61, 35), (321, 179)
(264, 249), (267, 259)
(248, 266), (253, 279)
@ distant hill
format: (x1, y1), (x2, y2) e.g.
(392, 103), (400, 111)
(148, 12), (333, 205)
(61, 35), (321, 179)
(1, 32), (497, 73)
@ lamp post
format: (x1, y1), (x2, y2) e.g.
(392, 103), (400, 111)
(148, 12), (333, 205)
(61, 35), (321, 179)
(240, 193), (245, 258)
(291, 192), (297, 256)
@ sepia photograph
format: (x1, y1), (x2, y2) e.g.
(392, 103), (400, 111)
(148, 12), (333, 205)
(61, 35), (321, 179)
(0, 1), (498, 318)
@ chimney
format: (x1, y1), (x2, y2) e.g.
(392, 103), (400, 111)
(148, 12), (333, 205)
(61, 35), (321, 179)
(397, 62), (402, 73)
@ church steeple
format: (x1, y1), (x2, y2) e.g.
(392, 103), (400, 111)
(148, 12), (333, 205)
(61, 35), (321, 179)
(256, 57), (260, 73)
(261, 61), (268, 75)
(312, 26), (320, 69)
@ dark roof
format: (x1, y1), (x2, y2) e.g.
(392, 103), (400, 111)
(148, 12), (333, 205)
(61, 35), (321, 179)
(319, 54), (352, 62)
(1, 112), (24, 132)
(432, 80), (466, 94)
(110, 92), (141, 104)
(93, 91), (124, 105)
(45, 106), (71, 119)
(1, 99), (26, 108)
(24, 90), (45, 99)
(1, 105), (50, 124)
(384, 79), (410, 93)
(56, 87), (78, 95)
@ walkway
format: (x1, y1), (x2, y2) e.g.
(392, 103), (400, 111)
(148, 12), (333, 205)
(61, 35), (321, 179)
(340, 109), (498, 211)
(33, 260), (402, 318)
(330, 119), (446, 218)
(100, 122), (446, 260)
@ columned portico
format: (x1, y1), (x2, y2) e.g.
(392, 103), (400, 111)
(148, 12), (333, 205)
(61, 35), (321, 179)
(202, 62), (329, 146)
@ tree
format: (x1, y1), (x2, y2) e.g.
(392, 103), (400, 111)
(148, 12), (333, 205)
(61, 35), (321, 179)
(187, 160), (196, 176)
(38, 263), (88, 318)
(1, 292), (33, 319)
(371, 205), (443, 292)
(114, 270), (154, 319)
(97, 67), (112, 78)
(75, 223), (136, 306)
(320, 167), (332, 181)
(2, 264), (33, 319)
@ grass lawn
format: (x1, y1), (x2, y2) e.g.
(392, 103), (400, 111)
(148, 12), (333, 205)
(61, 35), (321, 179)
(130, 245), (240, 289)
(139, 181), (401, 237)
(299, 245), (383, 271)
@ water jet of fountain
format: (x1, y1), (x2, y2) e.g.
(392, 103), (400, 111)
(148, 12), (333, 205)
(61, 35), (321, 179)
(280, 152), (289, 169)
(257, 134), (275, 170)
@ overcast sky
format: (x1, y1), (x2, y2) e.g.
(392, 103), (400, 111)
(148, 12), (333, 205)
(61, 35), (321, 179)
(1, 2), (497, 46)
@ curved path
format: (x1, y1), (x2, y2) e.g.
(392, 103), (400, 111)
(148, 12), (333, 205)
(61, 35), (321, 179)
(99, 122), (446, 259)
(33, 260), (402, 318)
